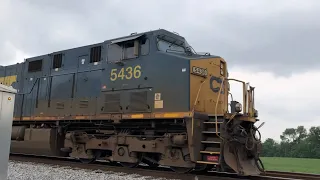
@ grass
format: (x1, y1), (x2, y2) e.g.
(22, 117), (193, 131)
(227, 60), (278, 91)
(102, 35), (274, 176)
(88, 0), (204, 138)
(261, 157), (320, 174)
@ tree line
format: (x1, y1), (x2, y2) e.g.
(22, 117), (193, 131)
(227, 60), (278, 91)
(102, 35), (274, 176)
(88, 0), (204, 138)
(261, 126), (320, 158)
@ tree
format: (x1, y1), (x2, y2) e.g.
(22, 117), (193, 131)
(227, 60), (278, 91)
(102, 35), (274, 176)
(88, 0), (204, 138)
(261, 126), (320, 158)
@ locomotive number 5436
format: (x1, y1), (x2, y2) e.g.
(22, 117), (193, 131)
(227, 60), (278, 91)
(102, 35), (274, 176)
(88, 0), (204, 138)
(110, 65), (142, 81)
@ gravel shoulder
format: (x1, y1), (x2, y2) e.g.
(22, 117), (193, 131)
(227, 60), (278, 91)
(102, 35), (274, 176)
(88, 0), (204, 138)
(7, 160), (179, 180)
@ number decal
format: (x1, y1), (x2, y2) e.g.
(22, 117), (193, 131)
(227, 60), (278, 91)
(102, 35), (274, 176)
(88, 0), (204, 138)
(110, 69), (117, 81)
(192, 66), (208, 77)
(125, 67), (133, 79)
(134, 65), (141, 78)
(118, 68), (125, 80)
(110, 65), (142, 81)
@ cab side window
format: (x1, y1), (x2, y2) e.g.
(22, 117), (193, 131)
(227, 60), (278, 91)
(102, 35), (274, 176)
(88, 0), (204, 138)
(141, 38), (149, 56)
(157, 38), (184, 53)
(107, 43), (123, 63)
(123, 41), (135, 59)
(107, 37), (149, 63)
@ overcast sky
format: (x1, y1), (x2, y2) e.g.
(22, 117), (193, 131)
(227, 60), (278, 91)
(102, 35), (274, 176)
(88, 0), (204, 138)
(1, 0), (319, 141)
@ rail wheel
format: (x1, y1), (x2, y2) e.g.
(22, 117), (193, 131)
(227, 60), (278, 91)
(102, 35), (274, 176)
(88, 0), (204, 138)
(194, 164), (207, 172)
(119, 162), (140, 168)
(169, 154), (193, 173)
(79, 150), (101, 164)
(79, 158), (95, 164)
(170, 166), (193, 174)
(141, 153), (160, 168)
(119, 152), (143, 168)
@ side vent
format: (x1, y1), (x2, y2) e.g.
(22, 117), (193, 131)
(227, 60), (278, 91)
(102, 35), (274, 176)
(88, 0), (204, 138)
(28, 59), (42, 72)
(103, 93), (121, 113)
(90, 46), (102, 63)
(128, 91), (149, 112)
(79, 100), (89, 109)
(53, 53), (62, 69)
(56, 102), (65, 109)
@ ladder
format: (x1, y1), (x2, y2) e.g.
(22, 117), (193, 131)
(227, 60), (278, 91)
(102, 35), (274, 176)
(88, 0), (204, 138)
(196, 116), (224, 165)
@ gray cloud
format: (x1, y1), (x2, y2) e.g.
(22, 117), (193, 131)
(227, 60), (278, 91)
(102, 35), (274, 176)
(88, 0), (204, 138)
(1, 0), (320, 140)
(1, 0), (320, 75)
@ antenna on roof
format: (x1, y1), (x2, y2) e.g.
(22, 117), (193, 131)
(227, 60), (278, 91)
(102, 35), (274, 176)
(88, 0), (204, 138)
(130, 32), (137, 35)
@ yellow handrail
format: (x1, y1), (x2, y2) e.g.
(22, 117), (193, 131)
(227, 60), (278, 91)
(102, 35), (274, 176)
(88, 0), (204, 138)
(214, 77), (255, 139)
(227, 78), (247, 114)
(214, 76), (225, 140)
(191, 79), (207, 137)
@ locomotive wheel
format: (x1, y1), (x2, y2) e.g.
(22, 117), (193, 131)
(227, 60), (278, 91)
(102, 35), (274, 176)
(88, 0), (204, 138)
(141, 153), (160, 168)
(170, 166), (193, 174)
(142, 159), (159, 168)
(79, 158), (95, 164)
(79, 150), (101, 164)
(169, 152), (194, 173)
(194, 164), (207, 172)
(119, 162), (140, 168)
(119, 152), (143, 168)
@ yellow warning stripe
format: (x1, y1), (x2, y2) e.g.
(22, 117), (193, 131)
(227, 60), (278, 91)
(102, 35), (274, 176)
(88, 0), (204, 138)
(13, 112), (193, 121)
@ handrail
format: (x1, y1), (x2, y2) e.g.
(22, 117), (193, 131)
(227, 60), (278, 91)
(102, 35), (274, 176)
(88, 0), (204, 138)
(214, 77), (255, 139)
(227, 78), (247, 114)
(17, 78), (39, 95)
(215, 76), (225, 140)
(191, 78), (207, 137)
(17, 78), (40, 121)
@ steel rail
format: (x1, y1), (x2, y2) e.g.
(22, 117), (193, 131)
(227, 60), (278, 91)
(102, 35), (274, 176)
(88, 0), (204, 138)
(9, 153), (320, 180)
(9, 153), (248, 180)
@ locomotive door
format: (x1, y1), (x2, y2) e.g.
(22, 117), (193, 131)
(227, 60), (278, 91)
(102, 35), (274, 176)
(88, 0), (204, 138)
(47, 74), (75, 116)
(72, 70), (102, 116)
(34, 77), (50, 117)
(22, 75), (39, 117)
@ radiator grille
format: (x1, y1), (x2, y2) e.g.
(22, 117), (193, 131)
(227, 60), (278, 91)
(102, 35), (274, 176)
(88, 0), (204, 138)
(103, 93), (121, 113)
(128, 91), (149, 112)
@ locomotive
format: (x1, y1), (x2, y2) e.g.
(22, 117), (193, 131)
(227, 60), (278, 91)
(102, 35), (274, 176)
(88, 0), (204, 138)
(6, 29), (264, 176)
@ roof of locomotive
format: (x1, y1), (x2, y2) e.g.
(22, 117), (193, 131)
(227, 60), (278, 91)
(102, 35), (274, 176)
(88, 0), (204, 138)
(3, 29), (219, 66)
(105, 29), (186, 44)
(8, 29), (185, 64)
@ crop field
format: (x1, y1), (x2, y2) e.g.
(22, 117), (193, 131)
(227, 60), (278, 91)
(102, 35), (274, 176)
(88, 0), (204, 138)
(261, 157), (320, 174)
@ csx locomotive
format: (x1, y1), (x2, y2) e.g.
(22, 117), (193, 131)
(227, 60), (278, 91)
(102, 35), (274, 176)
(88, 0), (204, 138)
(7, 29), (264, 176)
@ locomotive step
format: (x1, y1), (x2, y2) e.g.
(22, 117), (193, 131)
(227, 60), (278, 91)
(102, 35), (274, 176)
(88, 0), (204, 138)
(202, 131), (220, 134)
(200, 151), (220, 154)
(196, 161), (219, 165)
(203, 121), (223, 124)
(201, 141), (221, 144)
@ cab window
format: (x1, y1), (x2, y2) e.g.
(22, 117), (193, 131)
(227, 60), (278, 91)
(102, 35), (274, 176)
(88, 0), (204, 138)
(156, 37), (185, 54)
(107, 37), (149, 63)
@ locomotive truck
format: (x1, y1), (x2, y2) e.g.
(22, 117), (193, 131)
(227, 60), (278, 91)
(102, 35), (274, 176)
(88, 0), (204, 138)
(6, 29), (264, 176)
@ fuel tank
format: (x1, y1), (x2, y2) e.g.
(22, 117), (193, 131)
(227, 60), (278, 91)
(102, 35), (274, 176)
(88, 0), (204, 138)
(10, 128), (67, 157)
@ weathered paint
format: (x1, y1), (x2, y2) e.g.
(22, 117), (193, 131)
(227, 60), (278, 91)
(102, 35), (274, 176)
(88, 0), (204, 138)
(0, 75), (17, 86)
(4, 29), (227, 122)
(189, 58), (228, 115)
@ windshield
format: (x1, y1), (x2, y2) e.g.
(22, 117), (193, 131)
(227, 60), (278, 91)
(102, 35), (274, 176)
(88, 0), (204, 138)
(156, 37), (185, 53)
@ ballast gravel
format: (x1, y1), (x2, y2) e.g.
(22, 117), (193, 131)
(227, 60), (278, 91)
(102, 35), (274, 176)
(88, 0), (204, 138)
(7, 160), (179, 180)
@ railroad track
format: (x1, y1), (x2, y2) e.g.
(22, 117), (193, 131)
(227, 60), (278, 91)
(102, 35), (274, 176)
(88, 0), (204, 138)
(263, 171), (320, 180)
(9, 153), (320, 180)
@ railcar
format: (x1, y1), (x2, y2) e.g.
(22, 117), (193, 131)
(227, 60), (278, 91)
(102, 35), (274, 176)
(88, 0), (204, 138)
(7, 29), (264, 175)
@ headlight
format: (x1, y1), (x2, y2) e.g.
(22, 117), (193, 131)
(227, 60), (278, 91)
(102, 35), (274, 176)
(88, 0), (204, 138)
(254, 109), (258, 117)
(235, 102), (242, 112)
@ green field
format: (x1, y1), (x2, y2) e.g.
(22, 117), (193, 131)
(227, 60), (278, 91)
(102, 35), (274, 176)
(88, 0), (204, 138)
(261, 157), (320, 174)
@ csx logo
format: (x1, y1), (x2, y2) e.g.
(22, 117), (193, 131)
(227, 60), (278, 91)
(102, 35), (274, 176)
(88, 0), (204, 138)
(210, 76), (224, 94)
(192, 66), (208, 77)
